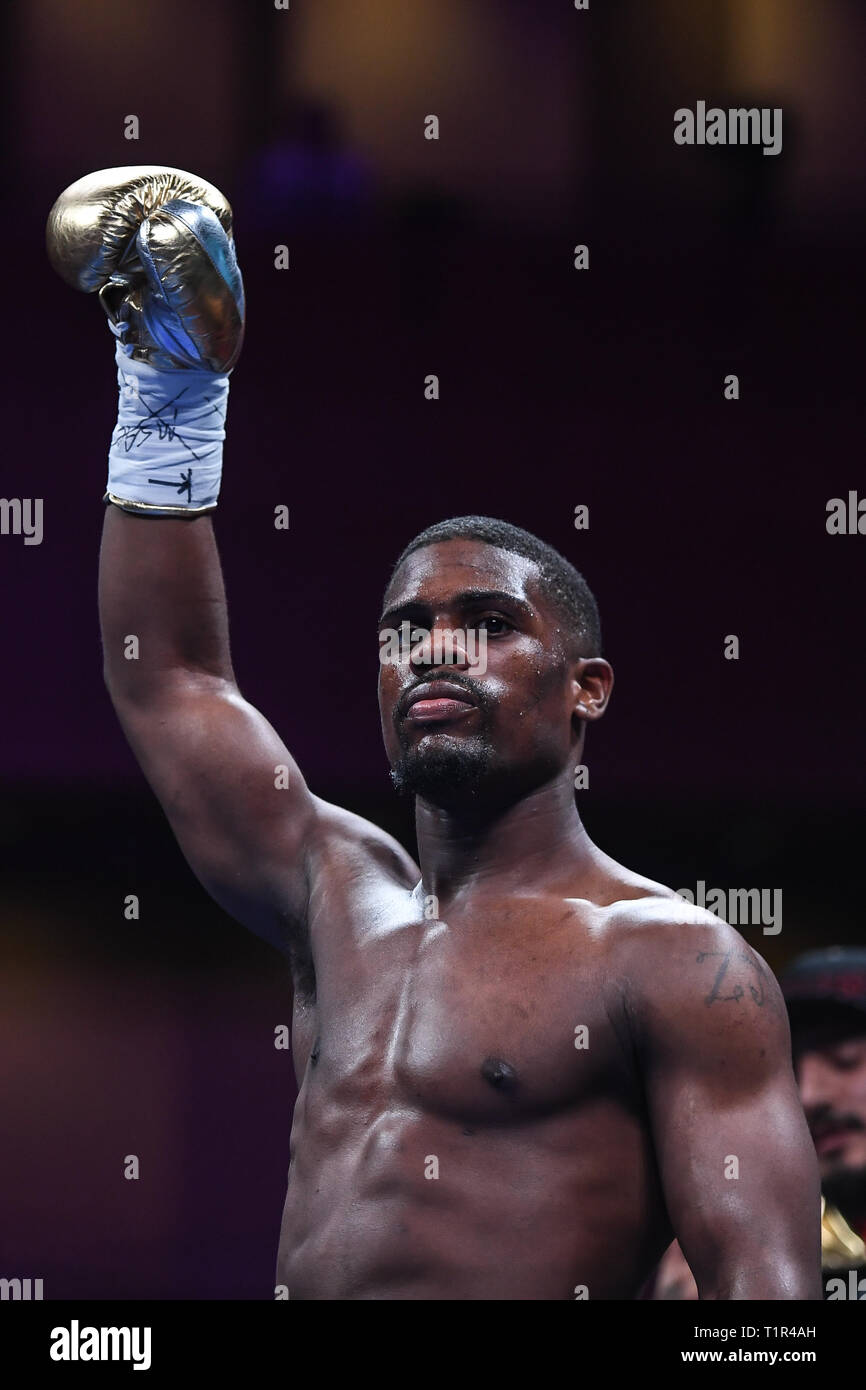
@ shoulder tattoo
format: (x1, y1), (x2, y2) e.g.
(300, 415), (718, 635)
(696, 947), (775, 1010)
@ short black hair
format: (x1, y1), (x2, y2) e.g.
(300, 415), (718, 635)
(388, 516), (601, 656)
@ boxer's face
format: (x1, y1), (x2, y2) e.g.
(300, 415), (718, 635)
(377, 540), (609, 809)
(794, 1022), (866, 1198)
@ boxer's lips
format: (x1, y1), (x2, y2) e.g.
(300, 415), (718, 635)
(407, 699), (477, 724)
(403, 682), (479, 724)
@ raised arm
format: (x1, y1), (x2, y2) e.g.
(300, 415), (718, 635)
(633, 912), (822, 1299)
(47, 167), (320, 953)
(99, 506), (316, 949)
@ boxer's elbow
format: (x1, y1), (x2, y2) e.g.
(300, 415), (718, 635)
(102, 652), (162, 711)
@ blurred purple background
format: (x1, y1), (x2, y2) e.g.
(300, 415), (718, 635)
(1, 0), (865, 1297)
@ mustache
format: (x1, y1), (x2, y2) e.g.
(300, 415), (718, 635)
(396, 674), (493, 721)
(809, 1111), (866, 1138)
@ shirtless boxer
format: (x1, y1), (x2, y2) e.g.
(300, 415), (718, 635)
(48, 166), (821, 1300)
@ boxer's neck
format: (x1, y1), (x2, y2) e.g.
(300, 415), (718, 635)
(414, 768), (592, 905)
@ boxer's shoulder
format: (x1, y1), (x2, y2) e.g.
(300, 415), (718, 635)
(595, 889), (787, 1042)
(560, 854), (783, 1019)
(557, 852), (685, 943)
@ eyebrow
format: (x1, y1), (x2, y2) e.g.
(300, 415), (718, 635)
(378, 589), (536, 628)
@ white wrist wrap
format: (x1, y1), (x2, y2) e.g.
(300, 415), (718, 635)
(106, 342), (229, 515)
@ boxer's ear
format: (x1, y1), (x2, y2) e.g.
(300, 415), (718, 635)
(571, 657), (613, 721)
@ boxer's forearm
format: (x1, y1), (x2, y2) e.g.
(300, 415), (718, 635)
(99, 505), (236, 706)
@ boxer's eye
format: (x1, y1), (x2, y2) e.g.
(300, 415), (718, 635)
(474, 615), (512, 635)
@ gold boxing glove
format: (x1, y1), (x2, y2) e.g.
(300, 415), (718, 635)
(46, 164), (244, 372)
(46, 166), (245, 514)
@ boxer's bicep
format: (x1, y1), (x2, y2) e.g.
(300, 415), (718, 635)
(640, 931), (821, 1299)
(115, 674), (317, 947)
(655, 1066), (819, 1300)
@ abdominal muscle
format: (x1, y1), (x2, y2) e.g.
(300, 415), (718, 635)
(275, 1090), (665, 1300)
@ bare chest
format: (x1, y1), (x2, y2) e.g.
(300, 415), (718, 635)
(291, 888), (636, 1125)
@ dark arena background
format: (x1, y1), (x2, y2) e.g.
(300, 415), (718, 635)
(1, 0), (865, 1317)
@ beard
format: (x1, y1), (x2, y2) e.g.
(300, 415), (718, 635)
(389, 731), (496, 808)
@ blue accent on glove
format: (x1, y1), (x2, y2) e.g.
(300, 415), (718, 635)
(135, 199), (245, 371)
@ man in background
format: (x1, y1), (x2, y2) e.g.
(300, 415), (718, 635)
(783, 948), (866, 1299)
